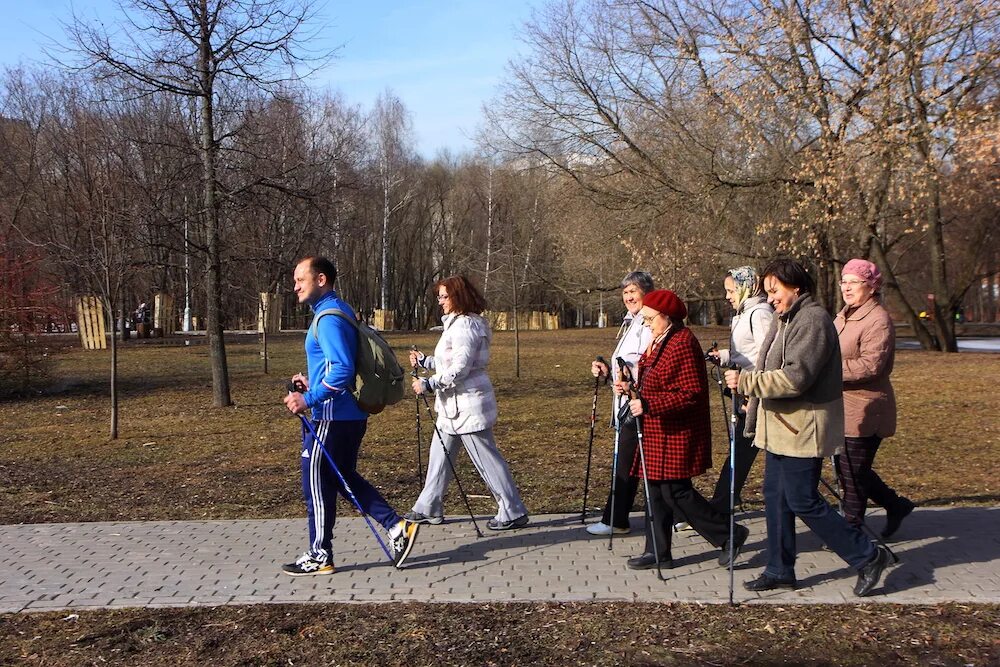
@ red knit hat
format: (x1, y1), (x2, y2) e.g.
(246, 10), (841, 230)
(642, 289), (687, 320)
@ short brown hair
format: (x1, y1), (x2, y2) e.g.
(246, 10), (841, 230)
(435, 275), (487, 315)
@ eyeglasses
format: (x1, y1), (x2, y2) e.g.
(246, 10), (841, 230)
(839, 280), (865, 287)
(436, 294), (450, 301)
(641, 313), (659, 325)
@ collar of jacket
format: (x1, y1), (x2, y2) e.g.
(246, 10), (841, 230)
(737, 295), (766, 314)
(837, 298), (880, 322)
(310, 290), (340, 312)
(778, 292), (814, 322)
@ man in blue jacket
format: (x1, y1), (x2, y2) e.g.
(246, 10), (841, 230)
(282, 256), (419, 574)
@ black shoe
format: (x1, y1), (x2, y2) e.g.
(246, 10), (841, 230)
(626, 552), (674, 570)
(390, 520), (420, 568)
(743, 573), (796, 591)
(854, 545), (891, 597)
(486, 514), (529, 531)
(717, 523), (750, 568)
(881, 498), (915, 539)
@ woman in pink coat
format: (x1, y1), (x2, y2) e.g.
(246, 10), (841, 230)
(834, 259), (915, 540)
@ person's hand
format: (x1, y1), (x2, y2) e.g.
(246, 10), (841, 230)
(706, 349), (720, 362)
(629, 398), (644, 417)
(284, 391), (309, 415)
(591, 360), (609, 378)
(291, 373), (309, 392)
(612, 380), (630, 396)
(409, 349), (424, 368)
(411, 377), (426, 395)
(724, 369), (740, 390)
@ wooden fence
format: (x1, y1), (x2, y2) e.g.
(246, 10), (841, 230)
(483, 310), (560, 331)
(75, 296), (106, 350)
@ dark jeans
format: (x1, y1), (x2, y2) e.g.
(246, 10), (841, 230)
(762, 452), (876, 580)
(601, 420), (640, 529)
(642, 478), (730, 558)
(302, 419), (400, 561)
(709, 411), (760, 513)
(834, 436), (906, 527)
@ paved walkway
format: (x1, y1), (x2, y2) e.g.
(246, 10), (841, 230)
(2, 506), (998, 613)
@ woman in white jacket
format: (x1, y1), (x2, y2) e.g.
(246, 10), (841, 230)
(407, 275), (529, 531)
(706, 266), (773, 513)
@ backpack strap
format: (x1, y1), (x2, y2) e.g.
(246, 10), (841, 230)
(310, 307), (358, 342)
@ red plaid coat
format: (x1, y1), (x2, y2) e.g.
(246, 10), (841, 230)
(629, 327), (713, 480)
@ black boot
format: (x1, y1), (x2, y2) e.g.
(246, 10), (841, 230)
(881, 498), (915, 539)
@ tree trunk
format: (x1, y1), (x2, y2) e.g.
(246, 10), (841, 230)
(869, 236), (938, 350)
(199, 7), (232, 407)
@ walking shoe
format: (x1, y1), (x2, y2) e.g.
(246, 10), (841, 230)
(854, 545), (891, 597)
(486, 514), (529, 531)
(626, 552), (674, 570)
(673, 521), (693, 532)
(282, 552), (334, 576)
(717, 523), (750, 568)
(404, 510), (444, 525)
(881, 498), (915, 540)
(743, 573), (797, 591)
(390, 519), (420, 568)
(585, 522), (630, 536)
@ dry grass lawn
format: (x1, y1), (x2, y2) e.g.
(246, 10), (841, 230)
(2, 327), (997, 524)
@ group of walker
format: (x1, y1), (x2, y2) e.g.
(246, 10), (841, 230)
(583, 260), (913, 597)
(281, 255), (913, 598)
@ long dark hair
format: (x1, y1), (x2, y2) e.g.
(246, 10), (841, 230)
(435, 275), (487, 315)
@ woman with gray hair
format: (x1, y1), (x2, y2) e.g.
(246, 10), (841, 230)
(706, 266), (774, 515)
(835, 259), (914, 539)
(585, 270), (655, 536)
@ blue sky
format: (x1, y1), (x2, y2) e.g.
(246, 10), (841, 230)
(0, 0), (541, 158)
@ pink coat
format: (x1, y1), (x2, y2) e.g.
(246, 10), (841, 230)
(834, 299), (897, 438)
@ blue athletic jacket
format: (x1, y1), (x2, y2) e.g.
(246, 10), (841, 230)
(303, 291), (367, 421)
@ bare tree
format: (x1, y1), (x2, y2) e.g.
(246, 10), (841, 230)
(65, 0), (329, 405)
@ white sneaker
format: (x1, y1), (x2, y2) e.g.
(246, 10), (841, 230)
(673, 521), (693, 532)
(586, 522), (630, 536)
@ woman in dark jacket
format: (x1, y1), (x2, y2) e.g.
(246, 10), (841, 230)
(623, 289), (749, 570)
(726, 259), (891, 597)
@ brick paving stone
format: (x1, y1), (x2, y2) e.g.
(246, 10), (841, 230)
(0, 508), (998, 613)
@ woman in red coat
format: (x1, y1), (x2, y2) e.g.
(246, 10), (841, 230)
(622, 289), (750, 570)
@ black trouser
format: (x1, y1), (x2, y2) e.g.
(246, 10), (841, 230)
(643, 478), (731, 558)
(834, 435), (906, 527)
(709, 411), (760, 513)
(600, 420), (640, 530)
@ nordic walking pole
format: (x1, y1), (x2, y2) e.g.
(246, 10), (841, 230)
(581, 355), (606, 524)
(620, 362), (665, 581)
(822, 458), (899, 563)
(410, 346), (424, 481)
(608, 356), (630, 551)
(608, 416), (622, 551)
(411, 370), (485, 538)
(726, 366), (740, 605)
(286, 382), (393, 562)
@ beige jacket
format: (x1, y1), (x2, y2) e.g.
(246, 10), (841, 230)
(834, 299), (897, 438)
(739, 295), (844, 458)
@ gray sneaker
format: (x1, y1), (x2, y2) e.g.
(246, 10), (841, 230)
(486, 514), (529, 531)
(404, 510), (444, 525)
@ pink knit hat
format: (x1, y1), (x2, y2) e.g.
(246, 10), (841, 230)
(843, 259), (883, 292)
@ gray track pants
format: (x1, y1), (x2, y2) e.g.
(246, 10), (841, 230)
(413, 428), (528, 522)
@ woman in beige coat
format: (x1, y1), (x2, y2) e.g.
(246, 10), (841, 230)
(835, 259), (914, 539)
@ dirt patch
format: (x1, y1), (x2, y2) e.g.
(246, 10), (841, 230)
(2, 602), (998, 666)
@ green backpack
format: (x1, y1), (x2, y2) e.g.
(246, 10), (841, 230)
(310, 308), (406, 414)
